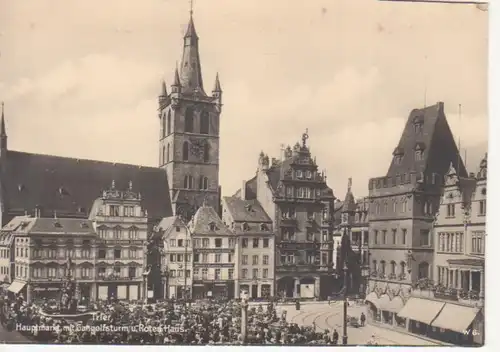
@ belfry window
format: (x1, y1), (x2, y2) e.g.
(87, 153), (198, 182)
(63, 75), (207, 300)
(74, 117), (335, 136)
(183, 141), (189, 161)
(167, 110), (172, 135)
(162, 113), (166, 138)
(185, 107), (194, 133)
(200, 111), (209, 134)
(203, 143), (210, 162)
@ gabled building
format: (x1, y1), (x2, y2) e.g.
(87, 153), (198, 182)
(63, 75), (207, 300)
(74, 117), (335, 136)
(365, 102), (467, 329)
(234, 131), (337, 299)
(0, 216), (29, 295)
(188, 202), (236, 299)
(89, 181), (149, 301)
(222, 196), (275, 298)
(157, 216), (193, 299)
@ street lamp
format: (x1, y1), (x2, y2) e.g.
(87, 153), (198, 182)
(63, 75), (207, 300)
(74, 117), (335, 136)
(342, 262), (348, 345)
(240, 290), (249, 343)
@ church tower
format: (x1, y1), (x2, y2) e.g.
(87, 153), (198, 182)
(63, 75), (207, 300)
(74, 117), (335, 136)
(158, 12), (222, 221)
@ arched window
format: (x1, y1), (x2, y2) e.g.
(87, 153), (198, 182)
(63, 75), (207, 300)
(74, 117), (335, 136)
(183, 141), (189, 161)
(183, 175), (194, 189)
(390, 261), (396, 275)
(162, 146), (166, 164)
(166, 143), (170, 163)
(400, 261), (406, 276)
(203, 143), (210, 162)
(198, 176), (208, 190)
(185, 107), (194, 133)
(380, 260), (386, 274)
(162, 113), (166, 137)
(200, 111), (209, 134)
(418, 262), (429, 279)
(167, 110), (172, 135)
(372, 260), (377, 272)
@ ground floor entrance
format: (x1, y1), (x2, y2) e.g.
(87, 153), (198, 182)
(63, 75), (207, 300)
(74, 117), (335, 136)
(276, 275), (320, 299)
(192, 281), (234, 299)
(96, 282), (141, 301)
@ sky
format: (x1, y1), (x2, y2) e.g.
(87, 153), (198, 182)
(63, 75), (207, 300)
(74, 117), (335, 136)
(0, 0), (488, 199)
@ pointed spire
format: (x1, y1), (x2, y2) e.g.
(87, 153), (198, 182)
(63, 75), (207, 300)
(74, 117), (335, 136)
(212, 73), (222, 92)
(1, 102), (5, 137)
(179, 11), (205, 95)
(342, 177), (356, 213)
(160, 80), (168, 96)
(173, 66), (181, 86)
(184, 13), (198, 39)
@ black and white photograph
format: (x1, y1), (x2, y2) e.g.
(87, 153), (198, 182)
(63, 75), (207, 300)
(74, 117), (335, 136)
(0, 0), (491, 347)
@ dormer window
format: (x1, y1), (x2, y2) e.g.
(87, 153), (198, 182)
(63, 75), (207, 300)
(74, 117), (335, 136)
(393, 147), (404, 165)
(209, 222), (218, 231)
(413, 116), (424, 134)
(245, 204), (253, 212)
(305, 171), (312, 179)
(242, 222), (250, 231)
(59, 187), (69, 196)
(260, 223), (268, 231)
(295, 170), (303, 179)
(414, 143), (425, 161)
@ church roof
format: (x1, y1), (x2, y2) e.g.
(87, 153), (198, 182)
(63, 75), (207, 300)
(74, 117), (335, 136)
(222, 197), (271, 223)
(0, 151), (172, 223)
(189, 203), (232, 236)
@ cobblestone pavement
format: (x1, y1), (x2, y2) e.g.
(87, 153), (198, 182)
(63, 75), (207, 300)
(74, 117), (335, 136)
(0, 323), (32, 344)
(275, 301), (440, 346)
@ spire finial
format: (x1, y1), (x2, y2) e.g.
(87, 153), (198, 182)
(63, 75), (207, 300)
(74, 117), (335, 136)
(1, 102), (4, 117)
(347, 177), (352, 192)
(302, 128), (309, 147)
(190, 0), (194, 17)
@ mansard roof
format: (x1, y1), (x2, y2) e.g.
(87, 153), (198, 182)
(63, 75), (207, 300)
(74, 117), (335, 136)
(0, 150), (172, 223)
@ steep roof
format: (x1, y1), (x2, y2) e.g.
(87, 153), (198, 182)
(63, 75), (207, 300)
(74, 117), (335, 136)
(179, 15), (205, 96)
(5, 216), (95, 236)
(222, 197), (271, 223)
(0, 151), (172, 222)
(189, 203), (232, 236)
(387, 102), (467, 178)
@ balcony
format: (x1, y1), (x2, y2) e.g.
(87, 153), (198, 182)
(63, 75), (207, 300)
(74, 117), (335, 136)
(278, 241), (320, 250)
(280, 217), (297, 227)
(276, 263), (319, 273)
(412, 286), (484, 308)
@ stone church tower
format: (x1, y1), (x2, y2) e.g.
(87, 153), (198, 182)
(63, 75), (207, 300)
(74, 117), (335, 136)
(158, 13), (222, 221)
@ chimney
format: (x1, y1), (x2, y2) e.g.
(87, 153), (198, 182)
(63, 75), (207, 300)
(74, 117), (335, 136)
(241, 180), (247, 200)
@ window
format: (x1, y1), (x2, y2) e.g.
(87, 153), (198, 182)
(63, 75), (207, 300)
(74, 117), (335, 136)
(252, 269), (258, 279)
(479, 200), (486, 216)
(193, 253), (199, 262)
(295, 170), (303, 179)
(228, 253), (233, 262)
(82, 249), (91, 259)
(128, 227), (138, 239)
(263, 269), (269, 278)
(185, 107), (194, 132)
(418, 262), (429, 279)
(263, 239), (269, 248)
(202, 268), (208, 279)
(229, 238), (236, 248)
(253, 238), (259, 248)
(420, 230), (430, 246)
(382, 230), (387, 244)
(113, 227), (122, 239)
(166, 144), (170, 163)
(98, 249), (106, 259)
(471, 232), (485, 254)
(202, 238), (209, 247)
(215, 238), (222, 248)
(228, 269), (234, 280)
(401, 229), (407, 245)
(183, 141), (189, 161)
(177, 254), (183, 262)
(372, 260), (377, 272)
(242, 238), (248, 248)
(380, 261), (386, 274)
(415, 150), (423, 161)
(400, 262), (406, 276)
(283, 207), (296, 219)
(110, 205), (120, 217)
(242, 269), (248, 279)
(215, 269), (221, 280)
(167, 110), (171, 135)
(263, 255), (269, 265)
(215, 254), (221, 263)
(162, 146), (166, 164)
(200, 111), (209, 134)
(446, 204), (455, 217)
(186, 270), (191, 278)
(390, 261), (396, 275)
(169, 254), (176, 262)
(202, 253), (208, 263)
(98, 228), (107, 239)
(392, 229), (397, 245)
(305, 170), (312, 179)
(177, 239), (184, 247)
(252, 255), (259, 265)
(286, 186), (293, 197)
(199, 176), (209, 190)
(374, 230), (378, 245)
(114, 249), (121, 259)
(170, 270), (176, 278)
(242, 255), (248, 265)
(128, 267), (136, 278)
(203, 143), (210, 163)
(184, 175), (194, 189)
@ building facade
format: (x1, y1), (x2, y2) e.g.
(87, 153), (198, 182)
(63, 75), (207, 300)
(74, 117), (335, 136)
(365, 102), (467, 328)
(89, 181), (148, 301)
(158, 14), (223, 220)
(222, 196), (275, 299)
(235, 132), (337, 299)
(158, 216), (193, 299)
(189, 203), (236, 299)
(0, 216), (28, 295)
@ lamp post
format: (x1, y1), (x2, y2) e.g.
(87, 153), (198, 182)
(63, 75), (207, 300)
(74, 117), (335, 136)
(240, 290), (249, 343)
(342, 262), (348, 345)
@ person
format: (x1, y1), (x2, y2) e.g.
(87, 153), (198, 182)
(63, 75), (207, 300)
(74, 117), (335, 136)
(332, 329), (339, 345)
(367, 334), (377, 345)
(360, 312), (366, 327)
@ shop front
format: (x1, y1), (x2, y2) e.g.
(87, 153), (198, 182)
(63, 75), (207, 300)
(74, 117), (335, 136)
(96, 282), (141, 301)
(32, 282), (63, 301)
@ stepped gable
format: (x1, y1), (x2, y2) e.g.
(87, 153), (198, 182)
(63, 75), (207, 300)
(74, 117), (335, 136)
(1, 151), (172, 221)
(387, 102), (467, 179)
(222, 197), (271, 223)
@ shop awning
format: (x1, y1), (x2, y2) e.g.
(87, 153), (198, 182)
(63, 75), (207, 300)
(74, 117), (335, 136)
(7, 280), (26, 294)
(431, 303), (480, 333)
(365, 291), (379, 306)
(397, 297), (445, 325)
(379, 295), (404, 313)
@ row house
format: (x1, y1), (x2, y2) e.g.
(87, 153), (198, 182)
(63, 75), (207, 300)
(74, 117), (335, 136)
(222, 196), (275, 298)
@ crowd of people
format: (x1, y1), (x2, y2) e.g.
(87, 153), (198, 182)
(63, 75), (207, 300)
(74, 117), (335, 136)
(0, 294), (359, 345)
